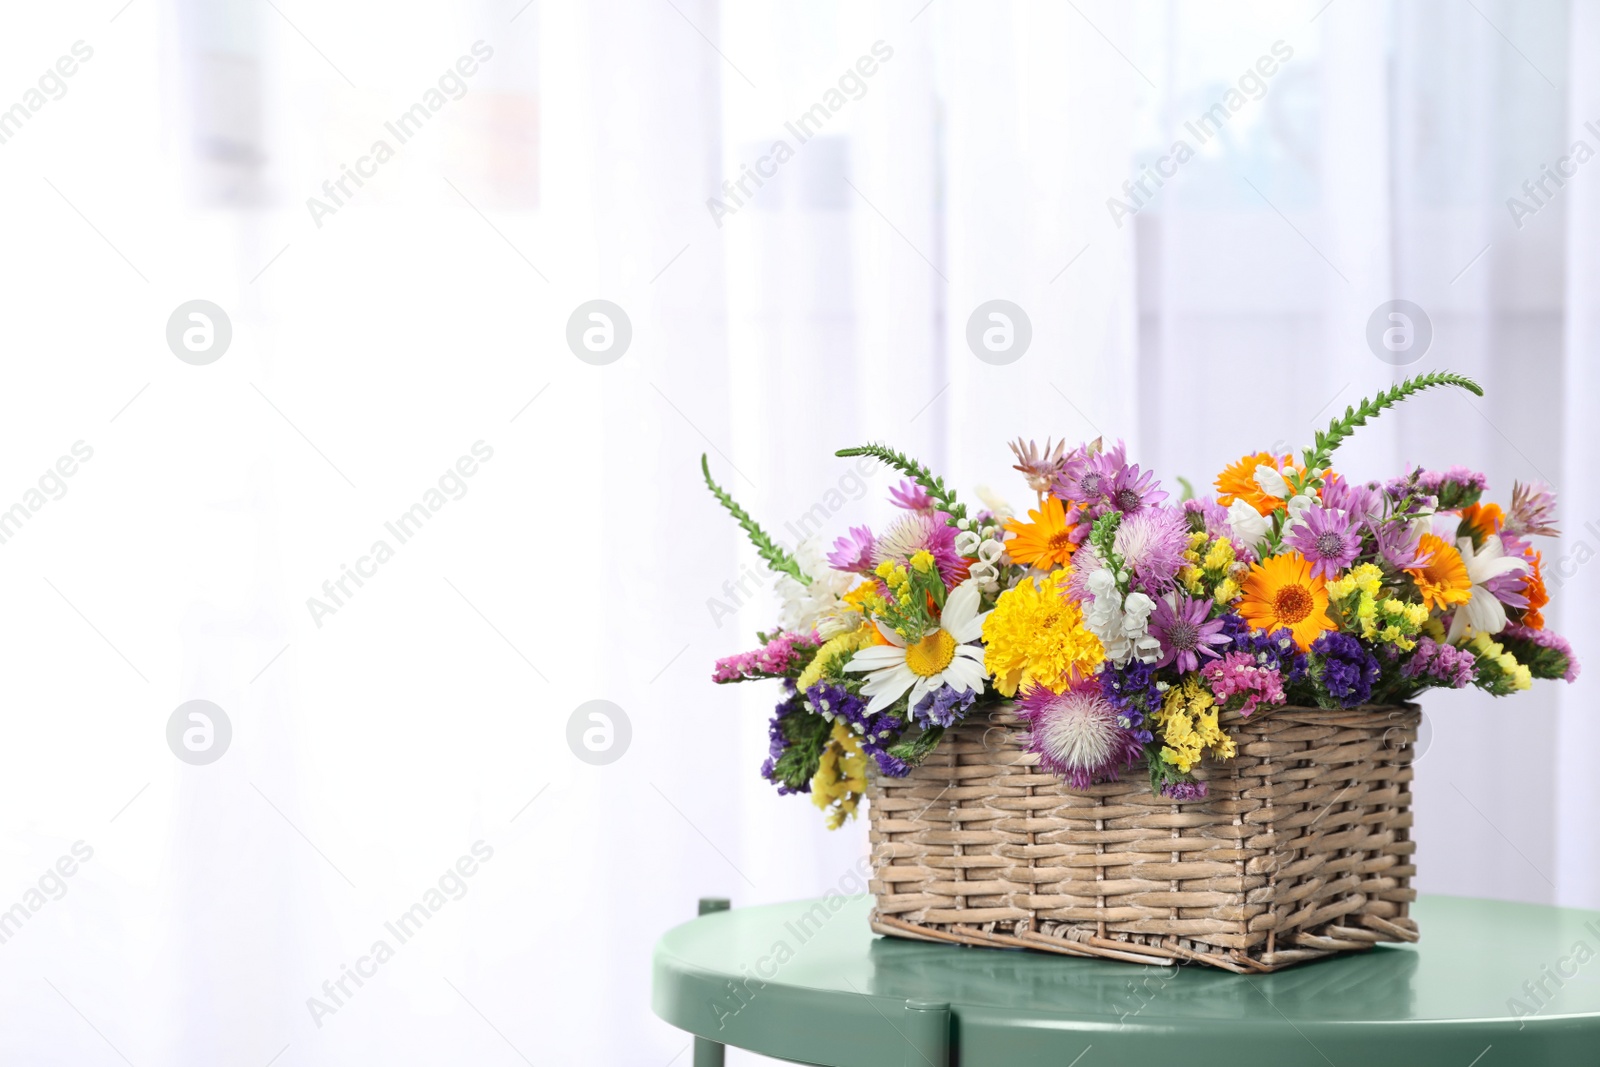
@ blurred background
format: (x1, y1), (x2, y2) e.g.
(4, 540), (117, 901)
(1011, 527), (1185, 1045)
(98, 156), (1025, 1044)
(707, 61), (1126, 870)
(0, 0), (1594, 1062)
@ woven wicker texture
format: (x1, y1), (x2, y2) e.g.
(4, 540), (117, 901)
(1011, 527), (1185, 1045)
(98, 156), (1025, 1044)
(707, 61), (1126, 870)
(867, 703), (1420, 972)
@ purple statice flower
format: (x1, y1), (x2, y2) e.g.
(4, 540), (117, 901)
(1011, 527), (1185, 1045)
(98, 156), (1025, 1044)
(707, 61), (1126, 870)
(1287, 503), (1361, 580)
(1389, 466), (1488, 511)
(1106, 463), (1169, 517)
(1499, 624), (1581, 683)
(827, 525), (876, 575)
(1506, 481), (1560, 538)
(873, 510), (967, 587)
(1099, 660), (1158, 743)
(1201, 651), (1286, 716)
(911, 684), (979, 728)
(888, 479), (936, 512)
(714, 631), (821, 683)
(1115, 505), (1191, 594)
(1161, 780), (1209, 801)
(1309, 631), (1381, 708)
(1017, 679), (1146, 789)
(1218, 614), (1308, 686)
(802, 682), (909, 777)
(760, 685), (810, 795)
(1400, 637), (1479, 689)
(1148, 594), (1231, 673)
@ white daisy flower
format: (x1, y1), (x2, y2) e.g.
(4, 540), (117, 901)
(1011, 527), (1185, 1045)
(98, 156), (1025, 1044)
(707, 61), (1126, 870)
(1447, 534), (1530, 642)
(844, 580), (989, 714)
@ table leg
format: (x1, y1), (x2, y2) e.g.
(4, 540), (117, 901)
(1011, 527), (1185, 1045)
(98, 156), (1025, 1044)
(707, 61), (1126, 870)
(902, 998), (950, 1067)
(694, 898), (731, 1067)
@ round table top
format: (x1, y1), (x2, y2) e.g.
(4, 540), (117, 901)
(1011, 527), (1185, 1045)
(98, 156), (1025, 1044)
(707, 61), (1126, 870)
(652, 893), (1600, 1066)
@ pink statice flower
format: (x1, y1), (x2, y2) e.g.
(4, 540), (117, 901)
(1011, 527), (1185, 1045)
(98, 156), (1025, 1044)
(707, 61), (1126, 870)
(1201, 651), (1286, 716)
(713, 631), (821, 683)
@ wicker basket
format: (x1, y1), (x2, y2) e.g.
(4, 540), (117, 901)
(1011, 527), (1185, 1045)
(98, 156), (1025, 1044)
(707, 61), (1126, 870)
(867, 702), (1420, 973)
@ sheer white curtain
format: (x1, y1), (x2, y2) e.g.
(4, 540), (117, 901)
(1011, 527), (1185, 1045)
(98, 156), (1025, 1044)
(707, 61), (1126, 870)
(0, 2), (1592, 1065)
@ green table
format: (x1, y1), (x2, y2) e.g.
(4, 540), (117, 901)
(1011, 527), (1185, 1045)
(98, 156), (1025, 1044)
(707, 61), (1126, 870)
(653, 894), (1600, 1066)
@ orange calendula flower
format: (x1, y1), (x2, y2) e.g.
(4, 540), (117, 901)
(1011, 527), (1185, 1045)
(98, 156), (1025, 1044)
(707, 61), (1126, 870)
(1003, 495), (1077, 569)
(1237, 552), (1335, 650)
(1405, 533), (1473, 612)
(1216, 452), (1291, 515)
(1522, 551), (1549, 630)
(1460, 501), (1505, 540)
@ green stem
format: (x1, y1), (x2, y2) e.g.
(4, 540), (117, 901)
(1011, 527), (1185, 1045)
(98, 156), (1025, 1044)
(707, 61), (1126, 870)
(834, 443), (967, 523)
(700, 454), (807, 584)
(1301, 371), (1483, 474)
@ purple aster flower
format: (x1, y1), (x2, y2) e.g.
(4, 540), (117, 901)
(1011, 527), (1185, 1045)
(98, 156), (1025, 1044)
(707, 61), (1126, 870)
(1374, 518), (1430, 570)
(1055, 439), (1126, 503)
(827, 525), (876, 575)
(1148, 593), (1231, 673)
(910, 685), (979, 728)
(1308, 631), (1381, 708)
(1287, 504), (1361, 580)
(1319, 473), (1380, 522)
(1018, 679), (1146, 789)
(888, 479), (936, 512)
(1106, 463), (1169, 517)
(1115, 506), (1191, 594)
(1009, 438), (1069, 494)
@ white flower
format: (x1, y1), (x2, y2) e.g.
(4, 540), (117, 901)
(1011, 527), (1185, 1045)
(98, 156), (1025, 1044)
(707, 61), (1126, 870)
(975, 486), (1014, 521)
(1226, 498), (1271, 550)
(1447, 534), (1530, 642)
(1253, 464), (1292, 499)
(1281, 493), (1315, 534)
(776, 539), (854, 635)
(844, 580), (990, 714)
(1081, 570), (1160, 666)
(953, 530), (982, 556)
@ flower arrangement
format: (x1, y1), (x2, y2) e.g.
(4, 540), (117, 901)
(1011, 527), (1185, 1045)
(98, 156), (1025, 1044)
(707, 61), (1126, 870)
(705, 372), (1577, 827)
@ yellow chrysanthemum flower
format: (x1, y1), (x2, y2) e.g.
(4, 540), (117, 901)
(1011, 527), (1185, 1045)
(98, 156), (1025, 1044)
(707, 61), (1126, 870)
(981, 568), (1104, 697)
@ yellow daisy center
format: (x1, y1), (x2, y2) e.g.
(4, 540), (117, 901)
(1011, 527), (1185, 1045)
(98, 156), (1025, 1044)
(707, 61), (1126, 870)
(905, 630), (957, 677)
(1273, 584), (1314, 625)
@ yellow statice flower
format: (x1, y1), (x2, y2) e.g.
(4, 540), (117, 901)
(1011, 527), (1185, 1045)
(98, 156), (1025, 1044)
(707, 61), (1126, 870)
(797, 624), (877, 692)
(909, 549), (935, 574)
(981, 568), (1104, 697)
(1180, 533), (1247, 606)
(1152, 678), (1236, 774)
(811, 721), (869, 829)
(1327, 563), (1424, 650)
(1467, 633), (1534, 694)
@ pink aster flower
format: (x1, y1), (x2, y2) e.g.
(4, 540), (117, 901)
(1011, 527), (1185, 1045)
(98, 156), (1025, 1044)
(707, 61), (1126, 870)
(1506, 481), (1559, 538)
(1055, 439), (1126, 503)
(827, 526), (876, 575)
(1148, 593), (1231, 673)
(1106, 463), (1168, 517)
(1287, 504), (1361, 580)
(888, 479), (936, 512)
(1017, 678), (1146, 790)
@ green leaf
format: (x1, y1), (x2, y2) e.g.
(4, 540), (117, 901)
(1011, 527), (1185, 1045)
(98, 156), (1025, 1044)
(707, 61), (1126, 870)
(885, 725), (946, 767)
(1301, 371), (1484, 473)
(835, 443), (967, 523)
(701, 454), (807, 584)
